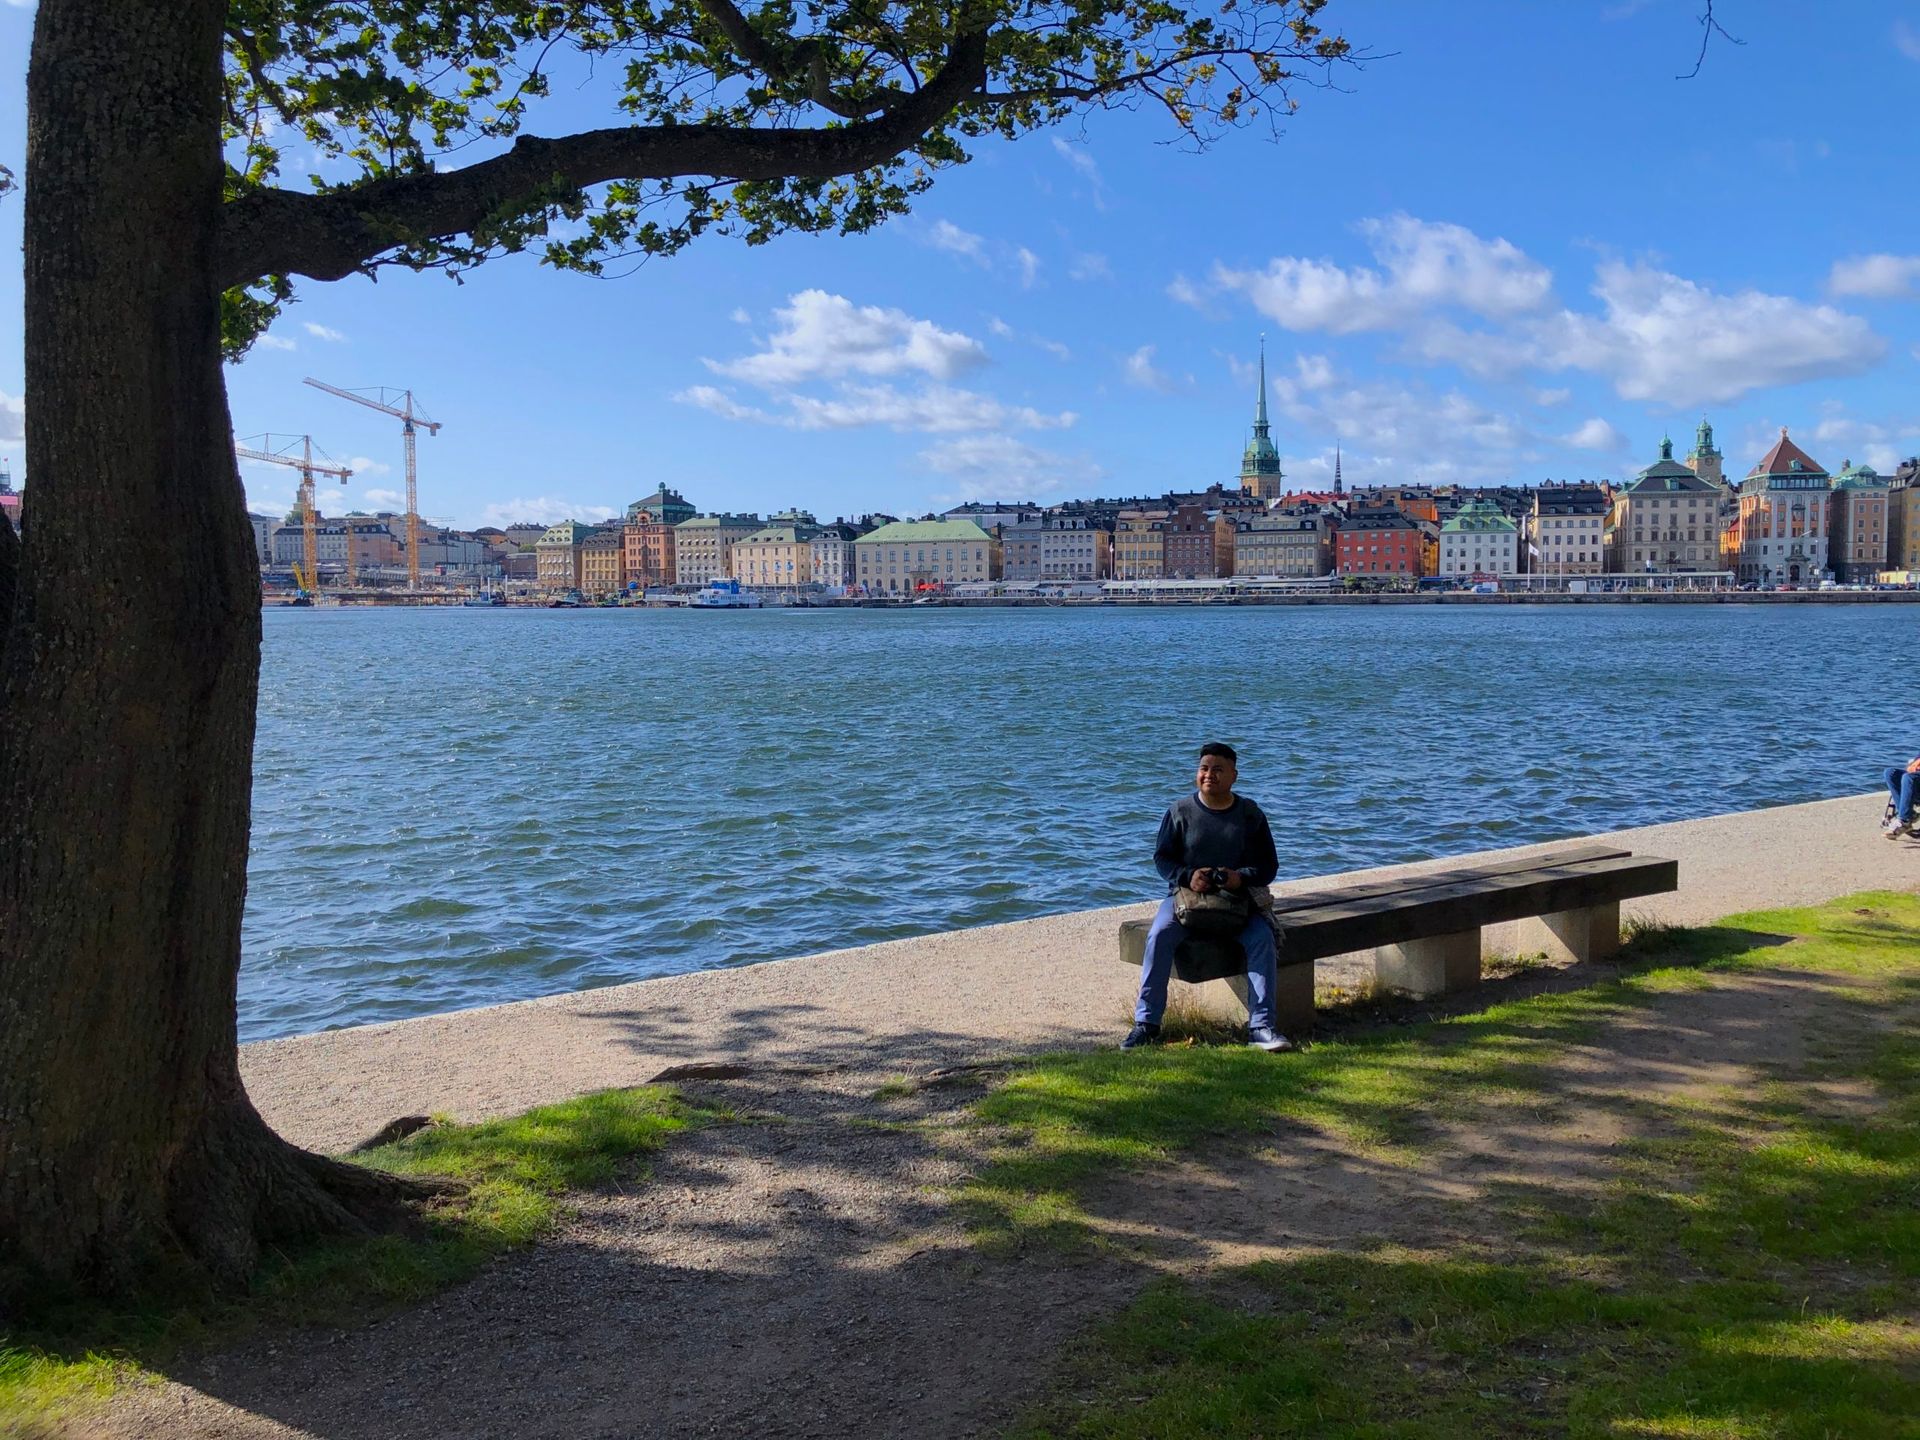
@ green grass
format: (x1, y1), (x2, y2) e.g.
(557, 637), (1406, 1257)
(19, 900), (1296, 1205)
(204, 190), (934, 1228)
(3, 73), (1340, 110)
(993, 892), (1920, 1438)
(0, 1085), (721, 1429)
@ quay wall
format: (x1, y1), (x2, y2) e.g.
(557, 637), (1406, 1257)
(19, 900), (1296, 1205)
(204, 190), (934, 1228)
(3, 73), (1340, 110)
(242, 793), (1918, 1153)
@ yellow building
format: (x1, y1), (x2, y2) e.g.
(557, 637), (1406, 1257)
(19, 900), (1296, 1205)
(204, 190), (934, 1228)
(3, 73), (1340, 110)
(730, 523), (817, 588)
(1113, 508), (1168, 579)
(853, 518), (998, 595)
(1889, 482), (1920, 575)
(580, 529), (627, 597)
(535, 519), (593, 591)
(1609, 438), (1725, 574)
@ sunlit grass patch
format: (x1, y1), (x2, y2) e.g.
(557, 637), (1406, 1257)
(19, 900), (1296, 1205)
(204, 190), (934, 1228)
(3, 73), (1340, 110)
(0, 1085), (722, 1427)
(996, 892), (1920, 1438)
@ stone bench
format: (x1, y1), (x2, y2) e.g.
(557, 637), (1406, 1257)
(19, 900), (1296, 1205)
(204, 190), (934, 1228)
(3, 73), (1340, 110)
(1117, 844), (1679, 1034)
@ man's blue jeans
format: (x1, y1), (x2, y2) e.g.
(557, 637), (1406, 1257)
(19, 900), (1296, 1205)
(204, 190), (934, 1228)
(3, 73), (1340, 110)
(1886, 767), (1919, 821)
(1134, 896), (1279, 1029)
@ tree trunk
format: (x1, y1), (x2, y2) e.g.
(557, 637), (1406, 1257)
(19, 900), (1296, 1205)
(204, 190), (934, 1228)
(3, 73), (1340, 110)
(0, 0), (418, 1295)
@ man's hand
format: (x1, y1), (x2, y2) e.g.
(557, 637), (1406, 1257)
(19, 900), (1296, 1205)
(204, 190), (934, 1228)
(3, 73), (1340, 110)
(1187, 869), (1213, 894)
(1222, 868), (1245, 892)
(1907, 757), (1920, 774)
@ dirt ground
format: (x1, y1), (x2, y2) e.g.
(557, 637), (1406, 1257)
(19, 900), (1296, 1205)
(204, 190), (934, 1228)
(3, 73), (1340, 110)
(74, 944), (1893, 1440)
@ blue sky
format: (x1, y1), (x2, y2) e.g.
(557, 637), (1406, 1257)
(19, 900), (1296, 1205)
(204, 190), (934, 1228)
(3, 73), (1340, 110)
(1, 1), (1917, 527)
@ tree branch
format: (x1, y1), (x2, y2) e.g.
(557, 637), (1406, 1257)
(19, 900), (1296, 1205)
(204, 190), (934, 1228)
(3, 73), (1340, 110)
(218, 27), (990, 287)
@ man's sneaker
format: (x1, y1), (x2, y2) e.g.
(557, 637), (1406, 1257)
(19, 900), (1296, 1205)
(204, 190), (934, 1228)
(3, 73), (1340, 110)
(1884, 815), (1909, 838)
(1122, 1022), (1162, 1050)
(1246, 1025), (1294, 1053)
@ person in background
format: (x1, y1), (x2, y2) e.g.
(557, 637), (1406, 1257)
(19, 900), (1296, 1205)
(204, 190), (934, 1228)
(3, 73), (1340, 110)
(1883, 754), (1920, 838)
(1125, 742), (1291, 1053)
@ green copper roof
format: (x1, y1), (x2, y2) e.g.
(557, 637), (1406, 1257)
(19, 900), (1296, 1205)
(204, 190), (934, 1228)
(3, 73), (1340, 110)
(1440, 500), (1517, 534)
(856, 519), (992, 545)
(739, 524), (815, 545)
(1832, 459), (1885, 490)
(1240, 339), (1283, 478)
(536, 520), (595, 545)
(677, 512), (761, 530)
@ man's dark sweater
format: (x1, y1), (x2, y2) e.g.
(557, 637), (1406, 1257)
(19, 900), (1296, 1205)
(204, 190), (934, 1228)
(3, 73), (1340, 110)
(1154, 792), (1280, 893)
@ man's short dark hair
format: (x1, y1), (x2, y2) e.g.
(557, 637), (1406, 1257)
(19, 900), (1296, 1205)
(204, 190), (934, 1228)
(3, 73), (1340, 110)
(1199, 742), (1238, 765)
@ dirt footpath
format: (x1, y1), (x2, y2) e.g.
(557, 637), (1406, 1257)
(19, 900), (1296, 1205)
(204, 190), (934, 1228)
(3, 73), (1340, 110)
(88, 950), (1896, 1440)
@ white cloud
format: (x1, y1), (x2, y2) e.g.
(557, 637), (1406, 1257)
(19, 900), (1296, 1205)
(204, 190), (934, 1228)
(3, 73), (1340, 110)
(1806, 405), (1920, 476)
(302, 322), (347, 342)
(1068, 252), (1113, 283)
(1050, 137), (1107, 209)
(1015, 247), (1041, 289)
(1167, 274), (1205, 308)
(925, 219), (989, 266)
(0, 389), (22, 442)
(255, 333), (297, 351)
(478, 497), (620, 526)
(1534, 387), (1572, 407)
(1418, 261), (1884, 407)
(344, 455), (391, 478)
(677, 382), (1073, 435)
(362, 487), (405, 507)
(1895, 19), (1920, 62)
(705, 290), (986, 385)
(729, 306), (751, 324)
(1034, 337), (1072, 362)
(1563, 417), (1629, 452)
(919, 434), (1099, 501)
(1215, 215), (1553, 335)
(987, 316), (1015, 338)
(1123, 345), (1176, 393)
(1827, 253), (1920, 299)
(1267, 356), (1545, 487)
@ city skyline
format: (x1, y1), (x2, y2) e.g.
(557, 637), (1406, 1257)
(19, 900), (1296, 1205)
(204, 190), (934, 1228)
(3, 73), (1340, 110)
(2, 2), (1918, 527)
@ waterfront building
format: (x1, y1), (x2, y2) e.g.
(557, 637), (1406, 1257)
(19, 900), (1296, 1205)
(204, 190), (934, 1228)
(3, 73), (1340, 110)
(1888, 470), (1920, 575)
(580, 528), (627, 596)
(1684, 416), (1726, 488)
(809, 519), (868, 590)
(1609, 437), (1725, 574)
(1233, 506), (1332, 578)
(1237, 343), (1286, 501)
(731, 521), (820, 588)
(501, 522), (548, 550)
(1001, 514), (1110, 580)
(1828, 461), (1890, 583)
(535, 519), (594, 591)
(1163, 503), (1229, 579)
(247, 512), (276, 565)
(1527, 485), (1608, 576)
(1333, 507), (1425, 578)
(1730, 429), (1831, 585)
(413, 523), (492, 570)
(943, 501), (1041, 530)
(853, 518), (998, 594)
(1437, 499), (1520, 577)
(625, 486), (695, 525)
(673, 512), (761, 587)
(622, 487), (696, 587)
(1113, 508), (1168, 580)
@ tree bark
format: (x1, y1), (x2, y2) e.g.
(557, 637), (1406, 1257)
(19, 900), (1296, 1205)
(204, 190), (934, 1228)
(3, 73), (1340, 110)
(0, 0), (419, 1295)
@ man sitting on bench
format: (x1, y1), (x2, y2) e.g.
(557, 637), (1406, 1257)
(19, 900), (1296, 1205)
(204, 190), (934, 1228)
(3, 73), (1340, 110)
(1125, 742), (1292, 1053)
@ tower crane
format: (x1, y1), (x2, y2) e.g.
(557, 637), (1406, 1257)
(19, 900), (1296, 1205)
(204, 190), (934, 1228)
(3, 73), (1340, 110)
(302, 379), (441, 589)
(234, 436), (353, 591)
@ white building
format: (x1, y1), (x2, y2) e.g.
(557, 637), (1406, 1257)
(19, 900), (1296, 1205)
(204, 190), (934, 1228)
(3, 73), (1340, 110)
(854, 518), (998, 595)
(1437, 499), (1520, 576)
(674, 513), (761, 586)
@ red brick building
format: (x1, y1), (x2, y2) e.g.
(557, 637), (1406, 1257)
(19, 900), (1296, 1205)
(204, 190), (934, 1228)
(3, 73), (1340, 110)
(1334, 508), (1426, 577)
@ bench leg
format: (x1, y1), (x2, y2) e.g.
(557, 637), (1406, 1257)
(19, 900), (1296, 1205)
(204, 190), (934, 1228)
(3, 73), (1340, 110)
(1373, 928), (1481, 998)
(1517, 902), (1621, 964)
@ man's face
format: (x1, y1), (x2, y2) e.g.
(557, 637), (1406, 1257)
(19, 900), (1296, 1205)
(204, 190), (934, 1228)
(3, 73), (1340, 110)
(1195, 754), (1236, 802)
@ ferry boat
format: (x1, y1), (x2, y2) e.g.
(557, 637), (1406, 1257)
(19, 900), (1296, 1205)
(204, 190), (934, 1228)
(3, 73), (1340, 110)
(547, 589), (584, 609)
(688, 578), (763, 609)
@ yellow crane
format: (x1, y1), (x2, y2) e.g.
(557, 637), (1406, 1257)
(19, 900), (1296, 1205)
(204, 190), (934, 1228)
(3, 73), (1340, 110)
(234, 435), (353, 592)
(302, 379), (442, 590)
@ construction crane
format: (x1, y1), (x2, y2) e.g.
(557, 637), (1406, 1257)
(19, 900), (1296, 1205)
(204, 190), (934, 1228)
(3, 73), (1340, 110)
(234, 435), (353, 591)
(303, 379), (441, 589)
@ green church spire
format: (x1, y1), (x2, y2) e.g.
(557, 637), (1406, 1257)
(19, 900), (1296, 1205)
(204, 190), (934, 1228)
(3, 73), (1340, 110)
(1240, 337), (1282, 486)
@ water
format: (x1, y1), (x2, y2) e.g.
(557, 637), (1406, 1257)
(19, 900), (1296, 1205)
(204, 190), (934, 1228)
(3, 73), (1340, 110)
(243, 604), (1904, 1040)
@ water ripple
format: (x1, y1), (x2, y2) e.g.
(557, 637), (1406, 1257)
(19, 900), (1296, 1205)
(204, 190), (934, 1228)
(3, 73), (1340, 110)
(240, 605), (1904, 1040)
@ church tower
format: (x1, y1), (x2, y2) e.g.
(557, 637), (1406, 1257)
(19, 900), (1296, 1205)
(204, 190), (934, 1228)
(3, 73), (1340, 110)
(1685, 415), (1725, 487)
(1238, 339), (1285, 500)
